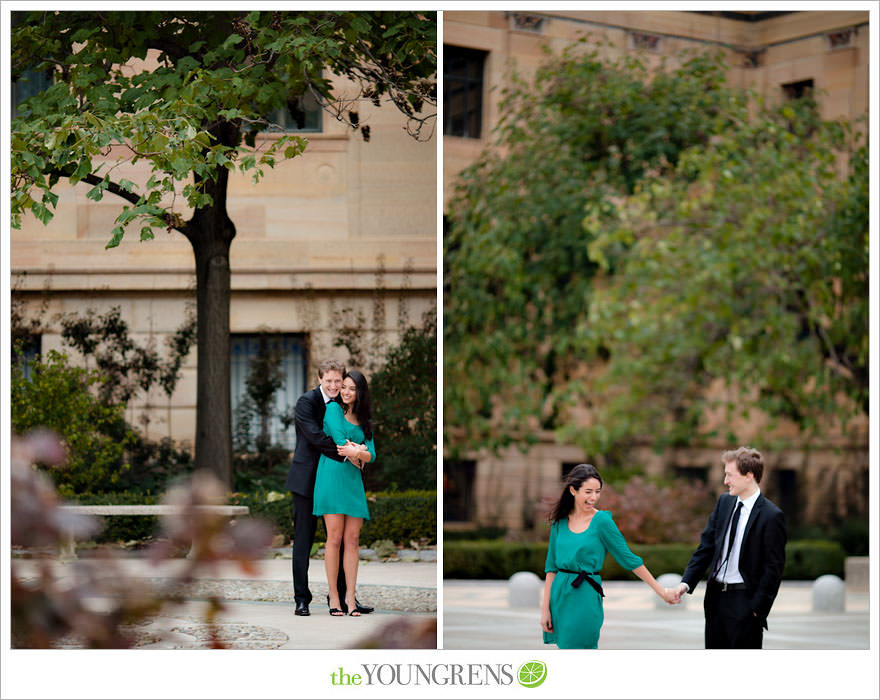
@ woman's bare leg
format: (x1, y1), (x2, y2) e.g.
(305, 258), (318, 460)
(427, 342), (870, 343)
(342, 516), (363, 615)
(323, 514), (345, 615)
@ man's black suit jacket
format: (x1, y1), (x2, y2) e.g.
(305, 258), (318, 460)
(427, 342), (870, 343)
(284, 387), (346, 497)
(681, 492), (786, 628)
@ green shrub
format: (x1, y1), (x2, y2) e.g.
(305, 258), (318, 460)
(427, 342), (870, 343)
(361, 490), (436, 545)
(71, 491), (161, 542)
(443, 540), (547, 579)
(230, 489), (436, 547)
(791, 519), (868, 557)
(443, 525), (508, 541)
(230, 489), (294, 540)
(835, 519), (869, 557)
(11, 350), (135, 497)
(368, 309), (437, 492)
(782, 540), (845, 579)
(599, 478), (718, 545)
(232, 448), (290, 493)
(64, 488), (436, 548)
(444, 539), (847, 581)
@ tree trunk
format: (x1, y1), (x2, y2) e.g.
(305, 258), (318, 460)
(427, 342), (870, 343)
(189, 229), (233, 487)
(184, 143), (237, 488)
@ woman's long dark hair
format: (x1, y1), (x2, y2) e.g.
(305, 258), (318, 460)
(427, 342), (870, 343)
(342, 369), (373, 441)
(547, 464), (603, 523)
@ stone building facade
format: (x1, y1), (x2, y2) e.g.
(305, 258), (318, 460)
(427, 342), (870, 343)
(443, 10), (870, 533)
(11, 62), (437, 451)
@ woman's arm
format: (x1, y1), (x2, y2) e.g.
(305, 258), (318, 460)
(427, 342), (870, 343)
(541, 572), (555, 633)
(357, 437), (375, 464)
(631, 564), (676, 604)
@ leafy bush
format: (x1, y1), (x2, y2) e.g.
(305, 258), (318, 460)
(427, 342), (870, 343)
(443, 525), (508, 541)
(369, 309), (437, 492)
(444, 539), (846, 581)
(230, 489), (436, 546)
(791, 518), (868, 557)
(117, 435), (194, 493)
(597, 477), (718, 544)
(835, 519), (869, 557)
(71, 490), (162, 542)
(782, 540), (845, 579)
(232, 447), (290, 493)
(11, 349), (135, 497)
(360, 490), (436, 545)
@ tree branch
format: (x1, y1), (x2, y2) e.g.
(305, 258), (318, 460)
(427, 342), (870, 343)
(79, 172), (191, 237)
(80, 173), (140, 207)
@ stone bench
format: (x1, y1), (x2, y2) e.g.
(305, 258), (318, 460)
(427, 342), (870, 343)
(58, 504), (250, 562)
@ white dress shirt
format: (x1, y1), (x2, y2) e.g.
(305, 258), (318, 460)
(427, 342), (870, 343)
(679, 487), (761, 592)
(715, 487), (761, 584)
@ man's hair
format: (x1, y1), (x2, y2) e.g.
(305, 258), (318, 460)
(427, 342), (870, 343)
(722, 446), (764, 483)
(317, 359), (346, 378)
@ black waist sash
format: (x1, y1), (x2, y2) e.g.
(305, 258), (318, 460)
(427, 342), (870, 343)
(558, 569), (604, 598)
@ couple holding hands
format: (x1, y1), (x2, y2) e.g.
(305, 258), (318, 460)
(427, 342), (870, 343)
(285, 359), (376, 618)
(542, 447), (787, 649)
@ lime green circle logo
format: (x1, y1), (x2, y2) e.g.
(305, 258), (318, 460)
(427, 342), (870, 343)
(517, 660), (547, 688)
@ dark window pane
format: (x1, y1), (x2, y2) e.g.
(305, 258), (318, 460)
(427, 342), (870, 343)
(230, 333), (307, 450)
(444, 45), (487, 139)
(444, 459), (476, 521)
(268, 92), (322, 133)
(12, 68), (52, 118)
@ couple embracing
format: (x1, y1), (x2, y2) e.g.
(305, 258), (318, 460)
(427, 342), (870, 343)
(285, 359), (376, 618)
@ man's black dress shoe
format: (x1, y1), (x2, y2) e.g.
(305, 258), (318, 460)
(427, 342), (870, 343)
(294, 601), (310, 616)
(328, 595), (374, 614)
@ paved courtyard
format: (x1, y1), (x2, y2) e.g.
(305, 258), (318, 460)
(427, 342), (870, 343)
(443, 579), (870, 649)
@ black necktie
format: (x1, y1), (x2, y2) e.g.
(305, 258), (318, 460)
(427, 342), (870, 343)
(726, 501), (743, 562)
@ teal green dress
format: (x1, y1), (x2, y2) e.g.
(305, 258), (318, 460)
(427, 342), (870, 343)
(312, 402), (374, 519)
(543, 510), (643, 649)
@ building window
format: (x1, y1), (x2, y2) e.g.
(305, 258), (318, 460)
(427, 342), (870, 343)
(741, 49), (765, 69)
(231, 333), (307, 451)
(13, 334), (41, 380)
(12, 68), (52, 118)
(267, 92), (322, 133)
(561, 461), (590, 479)
(444, 45), (487, 139)
(444, 459), (476, 522)
(782, 79), (814, 100)
(509, 13), (544, 33)
(772, 469), (799, 529)
(827, 28), (855, 50)
(675, 466), (709, 483)
(630, 31), (661, 52)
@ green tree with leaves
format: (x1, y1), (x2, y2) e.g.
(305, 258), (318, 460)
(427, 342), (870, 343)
(11, 350), (135, 496)
(11, 11), (436, 487)
(445, 42), (867, 461)
(370, 308), (437, 491)
(574, 97), (868, 453)
(444, 44), (740, 455)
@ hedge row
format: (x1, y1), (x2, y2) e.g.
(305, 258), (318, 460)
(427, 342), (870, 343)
(72, 490), (161, 542)
(73, 489), (436, 548)
(443, 539), (846, 581)
(231, 489), (437, 546)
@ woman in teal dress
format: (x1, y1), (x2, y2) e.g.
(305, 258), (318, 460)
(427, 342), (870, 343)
(541, 464), (676, 648)
(313, 370), (375, 616)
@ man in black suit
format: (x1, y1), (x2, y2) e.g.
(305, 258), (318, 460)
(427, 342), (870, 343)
(284, 359), (371, 616)
(672, 446), (786, 648)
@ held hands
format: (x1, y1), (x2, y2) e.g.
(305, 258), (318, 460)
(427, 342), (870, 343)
(663, 583), (688, 605)
(660, 588), (677, 605)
